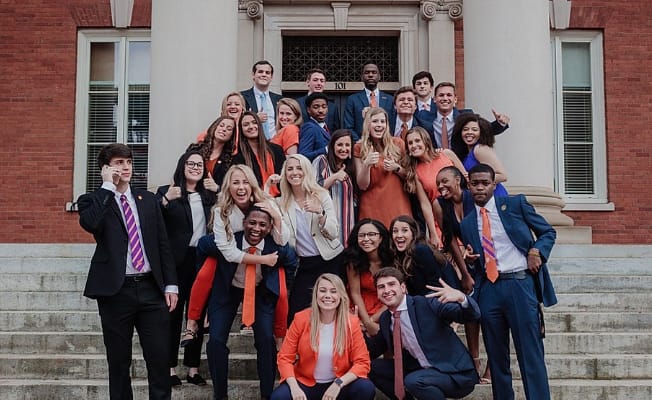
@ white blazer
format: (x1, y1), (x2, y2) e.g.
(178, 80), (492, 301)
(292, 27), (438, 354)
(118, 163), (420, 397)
(278, 190), (343, 261)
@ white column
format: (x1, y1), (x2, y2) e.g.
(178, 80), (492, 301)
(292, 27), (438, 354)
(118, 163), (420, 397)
(148, 1), (238, 188)
(427, 13), (456, 83)
(463, 0), (586, 241)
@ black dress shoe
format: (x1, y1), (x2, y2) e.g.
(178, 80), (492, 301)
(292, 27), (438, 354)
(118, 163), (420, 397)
(170, 375), (182, 386)
(187, 373), (207, 386)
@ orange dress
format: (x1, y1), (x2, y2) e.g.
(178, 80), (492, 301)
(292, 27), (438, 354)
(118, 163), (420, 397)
(354, 137), (412, 229)
(416, 153), (454, 202)
(271, 124), (299, 154)
(359, 270), (384, 316)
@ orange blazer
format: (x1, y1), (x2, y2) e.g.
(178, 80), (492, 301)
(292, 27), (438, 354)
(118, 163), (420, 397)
(277, 308), (371, 386)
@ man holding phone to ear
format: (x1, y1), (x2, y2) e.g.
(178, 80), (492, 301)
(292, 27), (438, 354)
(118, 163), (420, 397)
(77, 143), (179, 400)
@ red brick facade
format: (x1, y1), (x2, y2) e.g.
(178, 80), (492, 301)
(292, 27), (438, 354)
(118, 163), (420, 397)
(0, 0), (649, 243)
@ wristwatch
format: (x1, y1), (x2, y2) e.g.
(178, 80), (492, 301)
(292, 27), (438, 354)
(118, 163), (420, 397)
(334, 378), (343, 387)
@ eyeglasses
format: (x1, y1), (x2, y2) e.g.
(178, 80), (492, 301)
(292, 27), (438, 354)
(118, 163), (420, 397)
(185, 161), (204, 170)
(357, 232), (380, 239)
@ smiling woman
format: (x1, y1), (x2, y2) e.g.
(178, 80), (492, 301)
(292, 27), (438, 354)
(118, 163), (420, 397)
(271, 273), (376, 400)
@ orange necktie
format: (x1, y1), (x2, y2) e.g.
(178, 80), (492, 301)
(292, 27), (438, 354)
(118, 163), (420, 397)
(393, 311), (405, 400)
(369, 91), (378, 108)
(480, 207), (499, 283)
(400, 122), (408, 139)
(242, 246), (257, 327)
(441, 116), (449, 149)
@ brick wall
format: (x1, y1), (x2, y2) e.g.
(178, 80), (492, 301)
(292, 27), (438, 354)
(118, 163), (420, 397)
(0, 1), (649, 244)
(0, 0), (150, 243)
(562, 0), (652, 243)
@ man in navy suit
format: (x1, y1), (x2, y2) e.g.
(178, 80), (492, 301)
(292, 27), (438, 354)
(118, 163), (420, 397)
(417, 82), (510, 152)
(78, 143), (178, 400)
(206, 205), (297, 400)
(460, 163), (557, 400)
(388, 86), (434, 141)
(298, 92), (332, 161)
(296, 68), (340, 133)
(367, 267), (480, 400)
(412, 71), (436, 112)
(343, 63), (394, 141)
(240, 60), (283, 139)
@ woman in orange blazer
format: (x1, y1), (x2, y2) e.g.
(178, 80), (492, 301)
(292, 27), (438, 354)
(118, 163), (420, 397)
(271, 273), (376, 400)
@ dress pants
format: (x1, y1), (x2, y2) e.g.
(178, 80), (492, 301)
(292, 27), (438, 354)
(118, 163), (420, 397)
(370, 358), (477, 400)
(207, 284), (277, 400)
(479, 274), (550, 400)
(97, 274), (171, 400)
(288, 254), (343, 324)
(270, 378), (376, 400)
(168, 247), (204, 368)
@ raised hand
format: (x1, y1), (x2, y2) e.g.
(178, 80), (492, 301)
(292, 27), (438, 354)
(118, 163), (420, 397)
(426, 279), (466, 304)
(492, 108), (510, 126)
(204, 172), (219, 192)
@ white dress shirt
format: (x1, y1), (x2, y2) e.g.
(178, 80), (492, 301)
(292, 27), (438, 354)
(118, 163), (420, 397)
(231, 238), (265, 288)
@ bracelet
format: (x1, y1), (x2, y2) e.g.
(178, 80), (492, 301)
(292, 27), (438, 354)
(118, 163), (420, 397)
(528, 248), (540, 256)
(163, 194), (170, 202)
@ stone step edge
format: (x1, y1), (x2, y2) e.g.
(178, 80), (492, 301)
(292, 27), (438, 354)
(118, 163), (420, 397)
(1, 353), (649, 361)
(0, 378), (651, 386)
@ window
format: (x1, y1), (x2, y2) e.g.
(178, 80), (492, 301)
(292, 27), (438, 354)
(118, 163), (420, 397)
(73, 30), (150, 200)
(551, 31), (608, 206)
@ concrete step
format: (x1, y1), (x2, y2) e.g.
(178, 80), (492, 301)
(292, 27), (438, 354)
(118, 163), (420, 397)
(2, 353), (649, 381)
(2, 310), (651, 333)
(0, 353), (258, 380)
(543, 311), (652, 332)
(3, 290), (648, 312)
(5, 272), (651, 293)
(1, 331), (650, 355)
(0, 378), (651, 400)
(551, 293), (651, 312)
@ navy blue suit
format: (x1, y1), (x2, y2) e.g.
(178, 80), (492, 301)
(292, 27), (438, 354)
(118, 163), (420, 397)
(206, 232), (297, 400)
(240, 87), (282, 115)
(387, 112), (436, 142)
(297, 94), (341, 133)
(367, 295), (480, 400)
(344, 90), (393, 141)
(298, 118), (330, 161)
(417, 108), (508, 153)
(460, 194), (556, 400)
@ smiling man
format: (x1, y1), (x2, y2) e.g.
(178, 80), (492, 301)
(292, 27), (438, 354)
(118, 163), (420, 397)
(343, 62), (394, 141)
(366, 267), (480, 400)
(241, 60), (283, 139)
(205, 205), (298, 400)
(388, 86), (435, 142)
(296, 68), (341, 133)
(460, 163), (556, 400)
(77, 143), (178, 400)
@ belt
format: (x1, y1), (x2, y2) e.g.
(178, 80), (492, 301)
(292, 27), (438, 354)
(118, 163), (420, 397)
(124, 272), (153, 282)
(497, 270), (528, 280)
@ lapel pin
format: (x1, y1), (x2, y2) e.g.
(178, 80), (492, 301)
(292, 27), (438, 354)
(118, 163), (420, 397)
(137, 195), (143, 200)
(501, 204), (507, 211)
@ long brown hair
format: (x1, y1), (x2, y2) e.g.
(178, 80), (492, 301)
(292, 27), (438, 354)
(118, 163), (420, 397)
(401, 126), (439, 194)
(238, 111), (277, 174)
(389, 215), (447, 277)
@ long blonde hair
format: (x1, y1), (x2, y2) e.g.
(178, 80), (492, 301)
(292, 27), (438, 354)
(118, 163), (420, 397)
(358, 107), (402, 161)
(309, 273), (350, 355)
(210, 164), (272, 241)
(220, 91), (246, 120)
(402, 126), (438, 194)
(278, 154), (328, 213)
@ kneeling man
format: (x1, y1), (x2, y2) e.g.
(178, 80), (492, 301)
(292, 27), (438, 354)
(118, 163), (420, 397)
(367, 267), (480, 400)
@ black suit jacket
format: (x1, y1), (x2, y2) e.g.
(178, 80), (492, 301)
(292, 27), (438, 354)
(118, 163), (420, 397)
(241, 87), (283, 114)
(78, 187), (177, 298)
(367, 295), (480, 376)
(210, 232), (298, 305)
(155, 186), (215, 266)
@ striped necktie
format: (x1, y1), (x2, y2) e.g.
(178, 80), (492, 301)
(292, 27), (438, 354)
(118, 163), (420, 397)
(480, 207), (499, 282)
(120, 195), (144, 271)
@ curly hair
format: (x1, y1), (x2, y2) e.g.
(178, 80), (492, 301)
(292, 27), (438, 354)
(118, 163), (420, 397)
(202, 116), (236, 170)
(450, 113), (494, 162)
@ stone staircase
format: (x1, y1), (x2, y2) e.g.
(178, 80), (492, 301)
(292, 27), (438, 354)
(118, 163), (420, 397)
(0, 243), (651, 399)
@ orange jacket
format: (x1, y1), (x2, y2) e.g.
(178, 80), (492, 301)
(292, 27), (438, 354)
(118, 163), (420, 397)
(277, 308), (371, 386)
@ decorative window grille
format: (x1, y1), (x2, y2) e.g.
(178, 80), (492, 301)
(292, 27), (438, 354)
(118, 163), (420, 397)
(282, 36), (399, 82)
